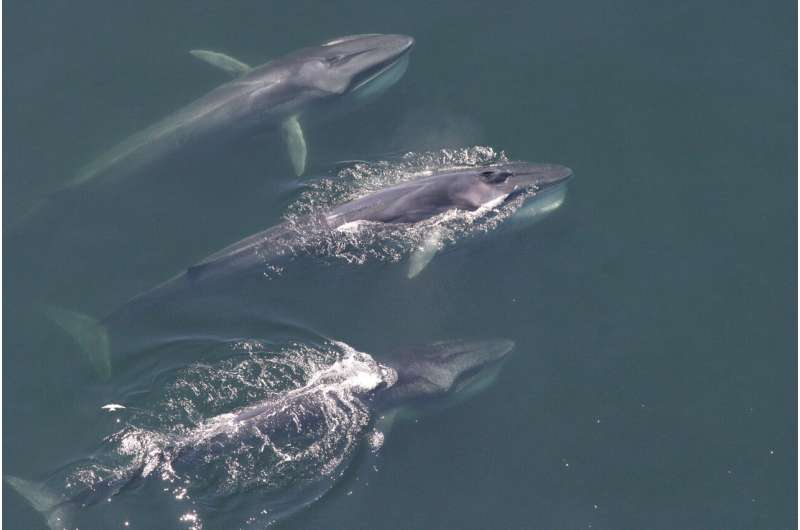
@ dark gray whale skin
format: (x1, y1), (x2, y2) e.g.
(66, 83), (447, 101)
(69, 34), (414, 187)
(112, 161), (572, 316)
(175, 161), (572, 282)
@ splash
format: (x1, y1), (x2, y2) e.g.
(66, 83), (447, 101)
(273, 146), (532, 269)
(288, 145), (508, 216)
(58, 341), (396, 528)
(197, 147), (536, 278)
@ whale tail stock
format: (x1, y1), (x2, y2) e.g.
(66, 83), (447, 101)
(5, 475), (69, 530)
(6, 465), (147, 530)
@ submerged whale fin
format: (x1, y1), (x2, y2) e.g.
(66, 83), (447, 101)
(43, 306), (111, 379)
(5, 475), (68, 530)
(282, 115), (307, 176)
(373, 409), (399, 442)
(407, 227), (444, 279)
(360, 409), (399, 477)
(189, 49), (252, 76)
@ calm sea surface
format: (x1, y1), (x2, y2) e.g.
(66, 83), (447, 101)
(4, 1), (796, 529)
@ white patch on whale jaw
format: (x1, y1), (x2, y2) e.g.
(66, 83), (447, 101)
(334, 219), (369, 233)
(349, 54), (410, 102)
(452, 362), (505, 402)
(509, 184), (567, 227)
(478, 194), (508, 212)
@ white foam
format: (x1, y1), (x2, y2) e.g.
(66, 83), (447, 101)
(368, 429), (385, 452)
(335, 220), (367, 233)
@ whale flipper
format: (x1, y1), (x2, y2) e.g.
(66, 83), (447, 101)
(282, 115), (308, 176)
(407, 227), (444, 279)
(43, 306), (111, 379)
(373, 409), (399, 442)
(361, 409), (399, 478)
(189, 49), (252, 76)
(5, 475), (67, 530)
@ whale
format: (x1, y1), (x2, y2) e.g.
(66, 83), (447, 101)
(5, 339), (513, 528)
(45, 161), (570, 378)
(68, 33), (414, 187)
(173, 161), (571, 279)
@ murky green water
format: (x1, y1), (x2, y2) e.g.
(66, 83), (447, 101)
(4, 1), (796, 529)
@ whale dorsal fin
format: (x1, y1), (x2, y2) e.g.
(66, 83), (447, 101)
(189, 49), (252, 76)
(186, 260), (220, 282)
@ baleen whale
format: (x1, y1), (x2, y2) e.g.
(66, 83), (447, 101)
(69, 33), (414, 186)
(6, 339), (513, 528)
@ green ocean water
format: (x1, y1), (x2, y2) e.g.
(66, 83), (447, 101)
(4, 1), (796, 529)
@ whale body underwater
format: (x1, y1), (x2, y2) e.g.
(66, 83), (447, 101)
(67, 33), (414, 187)
(8, 24), (579, 530)
(46, 160), (571, 377)
(6, 339), (514, 529)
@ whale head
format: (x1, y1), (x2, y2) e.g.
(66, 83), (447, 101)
(476, 162), (572, 198)
(374, 339), (514, 411)
(294, 34), (414, 101)
(455, 162), (573, 223)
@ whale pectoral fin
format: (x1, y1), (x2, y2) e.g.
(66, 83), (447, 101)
(282, 116), (307, 176)
(407, 227), (445, 279)
(357, 409), (399, 478)
(43, 306), (111, 379)
(374, 409), (400, 439)
(367, 409), (399, 459)
(189, 49), (252, 76)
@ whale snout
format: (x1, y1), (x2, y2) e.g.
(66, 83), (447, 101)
(322, 33), (414, 58)
(525, 163), (573, 186)
(387, 34), (415, 55)
(365, 34), (415, 65)
(501, 162), (573, 190)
